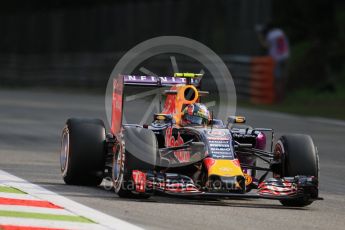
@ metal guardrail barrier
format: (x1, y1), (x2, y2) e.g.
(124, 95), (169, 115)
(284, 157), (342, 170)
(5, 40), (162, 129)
(223, 55), (275, 104)
(0, 53), (275, 104)
(250, 57), (275, 104)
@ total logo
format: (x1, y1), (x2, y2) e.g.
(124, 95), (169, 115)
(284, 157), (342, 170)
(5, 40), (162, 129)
(219, 167), (232, 172)
(207, 130), (227, 137)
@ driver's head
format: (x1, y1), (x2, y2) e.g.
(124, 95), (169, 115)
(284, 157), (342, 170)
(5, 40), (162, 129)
(181, 103), (210, 126)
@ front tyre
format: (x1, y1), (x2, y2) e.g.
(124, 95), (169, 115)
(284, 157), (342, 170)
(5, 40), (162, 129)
(60, 118), (106, 186)
(113, 127), (157, 198)
(274, 134), (319, 207)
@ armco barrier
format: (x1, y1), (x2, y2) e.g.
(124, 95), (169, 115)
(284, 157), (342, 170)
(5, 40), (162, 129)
(250, 56), (275, 104)
(224, 55), (275, 104)
(0, 53), (275, 104)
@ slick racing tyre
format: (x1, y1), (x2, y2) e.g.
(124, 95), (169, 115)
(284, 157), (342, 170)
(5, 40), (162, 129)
(274, 134), (319, 207)
(60, 118), (106, 186)
(113, 127), (157, 198)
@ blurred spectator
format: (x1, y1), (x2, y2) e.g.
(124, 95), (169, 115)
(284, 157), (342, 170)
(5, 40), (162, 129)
(256, 23), (290, 102)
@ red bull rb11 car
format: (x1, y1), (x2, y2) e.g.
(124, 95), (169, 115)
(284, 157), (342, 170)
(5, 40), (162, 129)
(60, 73), (321, 207)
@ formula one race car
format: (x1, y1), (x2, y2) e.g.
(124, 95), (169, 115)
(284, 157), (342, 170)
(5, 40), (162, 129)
(60, 73), (321, 207)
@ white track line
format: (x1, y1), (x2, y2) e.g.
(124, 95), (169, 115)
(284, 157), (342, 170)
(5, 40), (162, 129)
(0, 170), (144, 230)
(0, 204), (75, 215)
(0, 217), (109, 230)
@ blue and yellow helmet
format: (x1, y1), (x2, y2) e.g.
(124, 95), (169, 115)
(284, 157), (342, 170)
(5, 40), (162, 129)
(181, 103), (210, 125)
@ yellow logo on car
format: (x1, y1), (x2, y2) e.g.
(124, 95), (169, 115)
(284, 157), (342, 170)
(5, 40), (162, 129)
(156, 115), (166, 120)
(243, 173), (252, 186)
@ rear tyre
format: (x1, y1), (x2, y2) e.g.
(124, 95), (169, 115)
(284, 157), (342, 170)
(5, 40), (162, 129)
(60, 118), (106, 186)
(274, 134), (319, 207)
(113, 127), (157, 198)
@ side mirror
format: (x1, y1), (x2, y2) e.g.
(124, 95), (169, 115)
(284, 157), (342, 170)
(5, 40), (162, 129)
(227, 116), (246, 124)
(153, 113), (173, 123)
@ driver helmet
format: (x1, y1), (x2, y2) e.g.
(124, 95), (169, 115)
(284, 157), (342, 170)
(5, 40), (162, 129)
(181, 103), (210, 126)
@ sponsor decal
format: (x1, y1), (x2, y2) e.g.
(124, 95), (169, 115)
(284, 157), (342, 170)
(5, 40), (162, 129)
(218, 167), (232, 173)
(243, 173), (253, 186)
(162, 86), (177, 115)
(123, 75), (200, 86)
(207, 130), (226, 137)
(206, 136), (234, 159)
(206, 137), (229, 141)
(208, 140), (229, 143)
(165, 127), (184, 147)
(111, 77), (124, 134)
(210, 148), (231, 151)
(132, 170), (147, 193)
(212, 152), (230, 154)
(209, 144), (230, 148)
(233, 159), (241, 167)
(165, 127), (190, 163)
(174, 151), (191, 163)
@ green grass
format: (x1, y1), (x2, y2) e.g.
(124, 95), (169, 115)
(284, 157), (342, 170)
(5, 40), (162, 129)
(0, 210), (94, 223)
(239, 86), (345, 120)
(0, 186), (26, 194)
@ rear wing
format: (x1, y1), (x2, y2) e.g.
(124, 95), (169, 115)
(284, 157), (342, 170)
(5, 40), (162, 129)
(111, 73), (203, 135)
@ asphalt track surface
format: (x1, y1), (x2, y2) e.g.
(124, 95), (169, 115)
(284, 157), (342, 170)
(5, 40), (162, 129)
(0, 89), (344, 230)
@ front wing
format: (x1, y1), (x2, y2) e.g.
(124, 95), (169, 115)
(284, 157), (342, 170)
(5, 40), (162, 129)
(131, 170), (322, 202)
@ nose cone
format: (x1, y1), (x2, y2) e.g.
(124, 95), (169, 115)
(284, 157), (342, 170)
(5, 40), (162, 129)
(204, 159), (243, 178)
(204, 159), (245, 192)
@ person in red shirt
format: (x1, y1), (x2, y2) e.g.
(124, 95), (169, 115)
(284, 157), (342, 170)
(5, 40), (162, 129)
(257, 23), (290, 102)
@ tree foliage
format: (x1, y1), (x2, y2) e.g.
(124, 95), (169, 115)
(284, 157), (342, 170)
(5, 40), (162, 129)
(273, 0), (345, 90)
